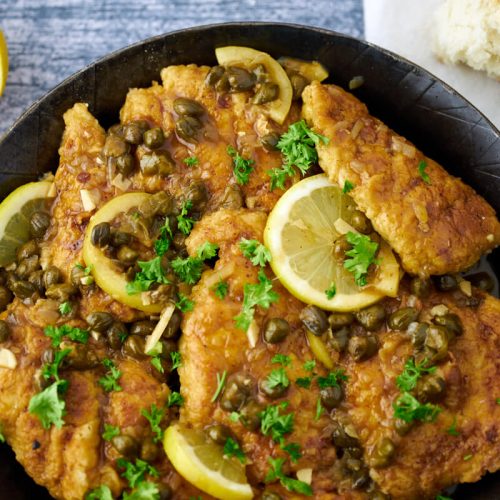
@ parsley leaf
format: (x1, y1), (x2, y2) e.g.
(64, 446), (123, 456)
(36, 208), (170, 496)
(99, 359), (122, 393)
(154, 218), (173, 257)
(435, 496), (453, 500)
(265, 457), (313, 496)
(122, 481), (160, 500)
(239, 238), (272, 267)
(393, 392), (441, 423)
(102, 423), (120, 441)
(146, 342), (164, 373)
(303, 360), (316, 371)
(211, 370), (227, 403)
(175, 293), (194, 313)
(266, 368), (290, 390)
(271, 354), (291, 367)
(418, 160), (431, 185)
(317, 370), (348, 389)
(86, 485), (113, 500)
(223, 437), (246, 463)
(496, 398), (500, 405)
(234, 270), (279, 330)
(177, 200), (196, 236)
(396, 358), (436, 392)
(183, 156), (199, 167)
(117, 458), (159, 488)
(44, 324), (89, 347)
(59, 301), (72, 315)
(167, 391), (184, 408)
(342, 180), (355, 193)
(344, 231), (379, 286)
(227, 145), (254, 185)
(212, 280), (229, 299)
(171, 242), (219, 284)
(315, 398), (324, 420)
(229, 412), (240, 423)
(170, 351), (182, 370)
(281, 442), (302, 463)
(296, 376), (313, 389)
(141, 404), (165, 443)
(260, 402), (294, 444)
(126, 256), (170, 295)
(42, 348), (71, 383)
(28, 380), (66, 429)
(0, 425), (5, 443)
(446, 416), (460, 437)
(150, 356), (164, 373)
(325, 282), (336, 299)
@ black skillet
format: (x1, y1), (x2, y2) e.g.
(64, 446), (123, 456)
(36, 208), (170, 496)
(0, 22), (499, 499)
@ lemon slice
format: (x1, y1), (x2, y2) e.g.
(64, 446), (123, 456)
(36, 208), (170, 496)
(163, 424), (253, 500)
(0, 181), (54, 266)
(264, 174), (400, 312)
(0, 30), (8, 96)
(278, 56), (329, 82)
(215, 46), (293, 124)
(83, 192), (163, 313)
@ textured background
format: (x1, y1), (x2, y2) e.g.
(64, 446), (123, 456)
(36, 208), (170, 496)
(0, 0), (363, 137)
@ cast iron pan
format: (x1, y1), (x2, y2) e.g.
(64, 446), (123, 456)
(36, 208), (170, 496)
(0, 22), (498, 499)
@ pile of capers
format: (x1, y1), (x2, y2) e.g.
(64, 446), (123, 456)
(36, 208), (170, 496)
(173, 97), (206, 143)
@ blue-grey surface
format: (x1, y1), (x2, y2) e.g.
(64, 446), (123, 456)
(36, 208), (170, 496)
(0, 0), (363, 137)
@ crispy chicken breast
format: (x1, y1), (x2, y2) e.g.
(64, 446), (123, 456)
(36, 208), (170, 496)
(302, 81), (500, 277)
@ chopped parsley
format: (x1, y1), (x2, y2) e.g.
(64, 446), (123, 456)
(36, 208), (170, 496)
(463, 454), (473, 461)
(102, 424), (120, 441)
(175, 293), (194, 313)
(271, 354), (291, 367)
(266, 368), (290, 390)
(446, 416), (460, 437)
(28, 380), (66, 429)
(342, 180), (355, 193)
(150, 356), (164, 373)
(315, 398), (324, 421)
(211, 370), (227, 403)
(227, 145), (254, 185)
(239, 238), (272, 267)
(317, 370), (348, 389)
(344, 231), (379, 287)
(223, 437), (246, 463)
(212, 280), (229, 299)
(170, 351), (182, 370)
(44, 324), (89, 347)
(59, 301), (72, 315)
(141, 404), (165, 442)
(167, 391), (184, 408)
(418, 160), (431, 185)
(396, 358), (436, 392)
(86, 485), (113, 500)
(281, 442), (302, 463)
(171, 242), (219, 284)
(122, 482), (159, 500)
(260, 402), (294, 444)
(265, 457), (313, 496)
(183, 156), (199, 167)
(177, 200), (196, 236)
(496, 398), (500, 405)
(154, 218), (173, 257)
(325, 282), (336, 299)
(435, 496), (453, 500)
(0, 425), (4, 443)
(117, 458), (159, 489)
(234, 269), (279, 331)
(99, 359), (122, 393)
(303, 360), (316, 371)
(75, 263), (93, 275)
(393, 392), (441, 423)
(229, 411), (241, 423)
(126, 256), (170, 295)
(147, 341), (164, 373)
(42, 348), (71, 384)
(268, 120), (329, 191)
(296, 376), (313, 389)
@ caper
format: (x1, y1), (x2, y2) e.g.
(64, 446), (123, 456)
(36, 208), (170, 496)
(173, 98), (205, 117)
(424, 325), (449, 361)
(251, 63), (268, 83)
(140, 438), (160, 462)
(350, 210), (373, 235)
(388, 307), (419, 331)
(331, 423), (359, 449)
(29, 211), (51, 238)
(172, 233), (186, 253)
(452, 289), (481, 309)
(410, 276), (431, 298)
(71, 265), (86, 287)
(252, 82), (279, 104)
(111, 434), (140, 459)
(143, 127), (165, 149)
(45, 283), (76, 302)
(42, 266), (62, 289)
(263, 318), (290, 344)
(300, 305), (329, 336)
(16, 255), (40, 278)
(371, 437), (395, 468)
(117, 246), (138, 265)
(262, 492), (282, 500)
(259, 376), (288, 399)
(116, 153), (135, 176)
(130, 320), (156, 337)
(17, 239), (38, 261)
(351, 468), (371, 489)
(433, 313), (463, 337)
(206, 424), (232, 445)
(205, 65), (225, 87)
(175, 116), (202, 142)
(111, 231), (131, 247)
(158, 484), (173, 500)
(26, 270), (42, 294)
(0, 285), (12, 311)
(123, 335), (146, 358)
(91, 222), (111, 248)
(320, 385), (344, 410)
(220, 372), (254, 412)
(226, 66), (256, 92)
(103, 135), (129, 157)
(159, 339), (178, 358)
(105, 322), (127, 350)
(163, 310), (182, 339)
(215, 73), (230, 92)
(139, 191), (173, 218)
(239, 399), (264, 431)
(184, 182), (208, 211)
(416, 374), (446, 403)
(33, 368), (50, 391)
(220, 184), (243, 209)
(0, 320), (10, 342)
(334, 234), (351, 260)
(260, 133), (280, 151)
(108, 124), (124, 137)
(348, 335), (378, 361)
(140, 152), (175, 176)
(10, 279), (36, 299)
(327, 325), (350, 352)
(62, 342), (98, 370)
(434, 274), (458, 292)
(466, 272), (494, 292)
(328, 312), (354, 330)
(122, 120), (149, 144)
(355, 304), (386, 331)
(407, 322), (428, 349)
(289, 73), (309, 100)
(394, 418), (413, 436)
(86, 311), (114, 332)
(343, 455), (363, 473)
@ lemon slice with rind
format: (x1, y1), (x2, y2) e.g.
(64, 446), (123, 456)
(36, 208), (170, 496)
(215, 46), (293, 124)
(0, 30), (8, 96)
(83, 192), (163, 314)
(163, 424), (253, 500)
(264, 174), (400, 311)
(0, 181), (54, 266)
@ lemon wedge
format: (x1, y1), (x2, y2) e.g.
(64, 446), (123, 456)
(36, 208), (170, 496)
(0, 30), (8, 96)
(215, 46), (293, 124)
(0, 181), (54, 266)
(83, 191), (163, 314)
(264, 174), (400, 311)
(163, 424), (253, 500)
(278, 56), (329, 82)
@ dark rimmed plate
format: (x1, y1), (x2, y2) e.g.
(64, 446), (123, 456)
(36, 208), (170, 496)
(0, 22), (499, 499)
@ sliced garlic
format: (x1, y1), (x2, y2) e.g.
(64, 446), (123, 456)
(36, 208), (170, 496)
(296, 468), (313, 485)
(144, 303), (176, 354)
(80, 189), (101, 212)
(246, 319), (260, 348)
(0, 348), (17, 369)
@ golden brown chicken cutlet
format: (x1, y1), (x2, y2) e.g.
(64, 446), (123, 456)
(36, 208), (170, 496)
(302, 81), (500, 277)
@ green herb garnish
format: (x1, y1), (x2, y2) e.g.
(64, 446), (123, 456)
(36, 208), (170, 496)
(102, 424), (120, 441)
(122, 481), (159, 500)
(265, 457), (313, 496)
(41, 348), (71, 384)
(141, 403), (165, 442)
(396, 358), (436, 392)
(271, 354), (291, 367)
(211, 370), (227, 403)
(223, 437), (246, 463)
(154, 218), (173, 257)
(166, 391), (184, 408)
(171, 242), (219, 284)
(281, 442), (302, 463)
(44, 324), (89, 347)
(126, 256), (170, 295)
(212, 280), (229, 299)
(303, 360), (316, 371)
(177, 200), (196, 236)
(86, 485), (113, 500)
(227, 145), (254, 185)
(317, 370), (348, 389)
(175, 293), (194, 313)
(183, 156), (199, 167)
(117, 458), (159, 488)
(239, 238), (272, 267)
(99, 359), (122, 393)
(266, 368), (290, 390)
(28, 380), (66, 429)
(446, 416), (460, 437)
(296, 376), (313, 389)
(58, 301), (72, 315)
(393, 392), (441, 423)
(315, 398), (324, 421)
(344, 231), (379, 286)
(170, 351), (182, 370)
(418, 160), (431, 185)
(325, 282), (336, 299)
(342, 180), (355, 193)
(260, 402), (294, 444)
